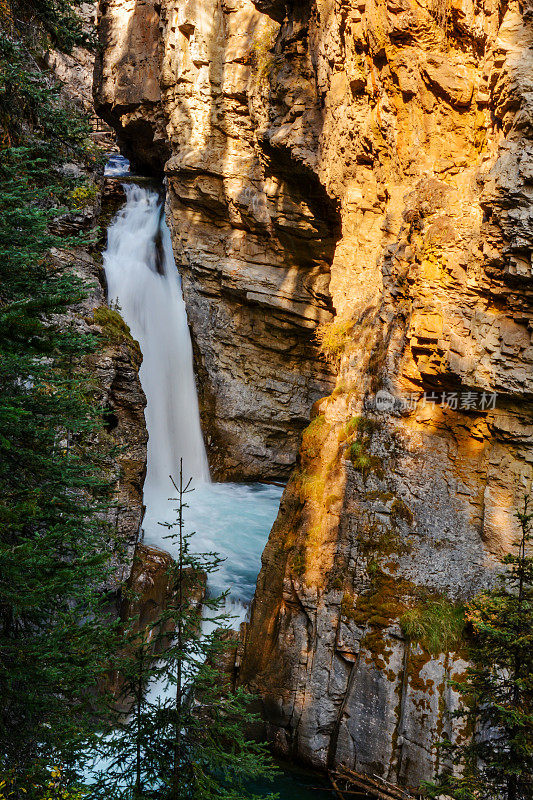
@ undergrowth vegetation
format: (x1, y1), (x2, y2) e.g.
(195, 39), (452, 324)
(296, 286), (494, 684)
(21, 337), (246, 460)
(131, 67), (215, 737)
(0, 2), (117, 792)
(69, 180), (98, 209)
(400, 598), (465, 654)
(249, 19), (279, 81)
(315, 317), (353, 366)
(93, 305), (142, 365)
(341, 415), (384, 481)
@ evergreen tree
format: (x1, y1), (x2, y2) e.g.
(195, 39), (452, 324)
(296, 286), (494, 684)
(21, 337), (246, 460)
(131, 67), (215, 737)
(425, 495), (533, 800)
(92, 462), (278, 800)
(0, 3), (121, 795)
(8, 0), (94, 52)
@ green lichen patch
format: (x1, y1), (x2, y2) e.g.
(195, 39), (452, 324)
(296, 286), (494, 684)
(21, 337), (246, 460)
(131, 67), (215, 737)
(327, 564), (345, 591)
(354, 571), (413, 630)
(365, 490), (395, 502)
(299, 474), (326, 504)
(352, 572), (414, 672)
(357, 518), (412, 562)
(340, 415), (381, 442)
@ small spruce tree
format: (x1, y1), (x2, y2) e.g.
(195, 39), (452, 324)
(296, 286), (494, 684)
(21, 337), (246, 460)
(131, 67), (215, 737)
(92, 462), (278, 800)
(424, 495), (533, 800)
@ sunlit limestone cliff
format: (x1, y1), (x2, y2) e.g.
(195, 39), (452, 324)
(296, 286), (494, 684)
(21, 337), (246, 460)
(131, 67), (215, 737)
(94, 0), (533, 788)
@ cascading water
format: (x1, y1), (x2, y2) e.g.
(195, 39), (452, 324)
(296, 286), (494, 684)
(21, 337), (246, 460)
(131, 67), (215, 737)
(104, 183), (280, 611)
(99, 175), (332, 798)
(104, 185), (210, 494)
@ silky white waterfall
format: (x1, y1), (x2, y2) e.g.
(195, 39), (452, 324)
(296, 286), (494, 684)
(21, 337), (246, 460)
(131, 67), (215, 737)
(103, 183), (281, 610)
(104, 184), (210, 501)
(89, 169), (328, 799)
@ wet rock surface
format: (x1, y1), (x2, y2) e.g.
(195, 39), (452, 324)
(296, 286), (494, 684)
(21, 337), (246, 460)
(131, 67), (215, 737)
(53, 180), (148, 588)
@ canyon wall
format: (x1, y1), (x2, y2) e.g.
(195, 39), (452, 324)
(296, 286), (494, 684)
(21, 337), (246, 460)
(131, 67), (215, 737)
(48, 11), (149, 590)
(94, 0), (337, 481)
(53, 183), (148, 589)
(94, 0), (533, 788)
(46, 2), (97, 113)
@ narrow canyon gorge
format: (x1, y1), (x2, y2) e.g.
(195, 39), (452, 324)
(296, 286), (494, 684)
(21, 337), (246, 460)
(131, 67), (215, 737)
(92, 0), (533, 790)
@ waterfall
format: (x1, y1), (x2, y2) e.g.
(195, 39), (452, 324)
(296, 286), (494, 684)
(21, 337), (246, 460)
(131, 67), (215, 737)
(104, 184), (210, 515)
(103, 180), (281, 608)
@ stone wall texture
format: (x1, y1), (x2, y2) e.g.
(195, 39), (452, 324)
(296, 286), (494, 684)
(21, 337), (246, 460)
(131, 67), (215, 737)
(94, 0), (533, 788)
(47, 2), (98, 112)
(94, 0), (338, 481)
(53, 187), (148, 589)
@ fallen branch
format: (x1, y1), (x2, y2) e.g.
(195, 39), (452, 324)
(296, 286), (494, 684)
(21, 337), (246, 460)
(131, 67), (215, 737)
(334, 766), (418, 800)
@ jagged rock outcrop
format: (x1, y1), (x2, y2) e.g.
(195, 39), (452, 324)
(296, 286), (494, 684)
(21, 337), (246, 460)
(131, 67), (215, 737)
(94, 0), (533, 789)
(94, 0), (337, 480)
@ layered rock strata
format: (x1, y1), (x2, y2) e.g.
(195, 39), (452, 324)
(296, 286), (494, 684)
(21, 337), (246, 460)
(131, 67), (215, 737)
(240, 0), (533, 788)
(94, 0), (533, 788)
(94, 0), (337, 480)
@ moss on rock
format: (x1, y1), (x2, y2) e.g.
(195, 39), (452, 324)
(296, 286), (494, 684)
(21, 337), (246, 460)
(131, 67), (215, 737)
(93, 305), (142, 366)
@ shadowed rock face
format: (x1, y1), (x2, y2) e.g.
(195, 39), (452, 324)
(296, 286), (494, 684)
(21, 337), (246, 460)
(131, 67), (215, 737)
(95, 0), (533, 787)
(52, 183), (148, 589)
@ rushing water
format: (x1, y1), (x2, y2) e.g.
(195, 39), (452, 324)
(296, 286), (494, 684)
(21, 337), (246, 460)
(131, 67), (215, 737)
(104, 184), (281, 611)
(101, 178), (332, 799)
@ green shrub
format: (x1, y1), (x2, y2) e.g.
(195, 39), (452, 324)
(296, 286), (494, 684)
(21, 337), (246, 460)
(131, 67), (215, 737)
(347, 438), (384, 481)
(69, 181), (97, 209)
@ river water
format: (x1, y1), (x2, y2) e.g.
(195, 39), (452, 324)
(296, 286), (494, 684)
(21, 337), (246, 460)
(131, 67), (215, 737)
(102, 176), (333, 800)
